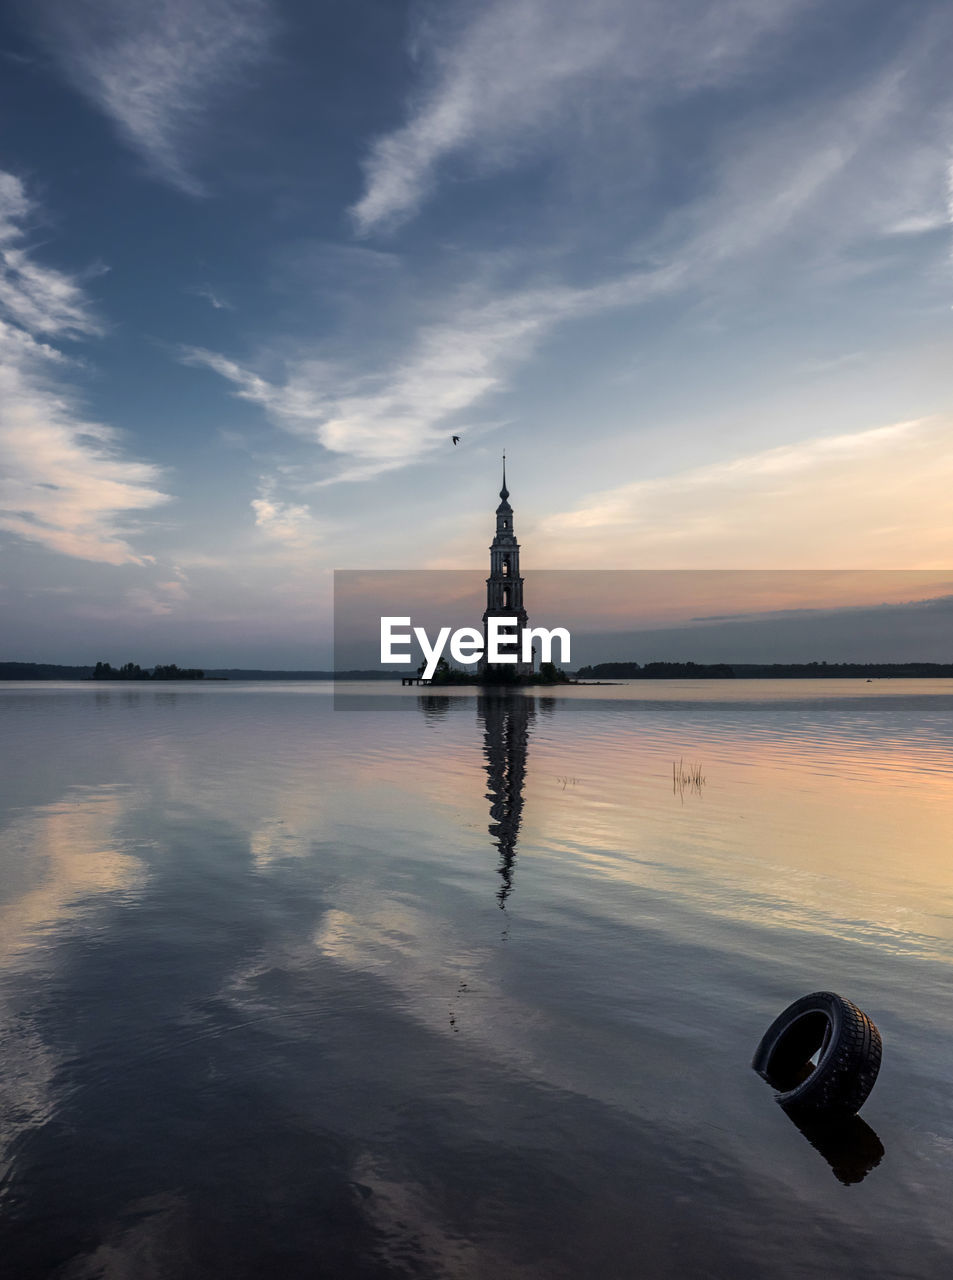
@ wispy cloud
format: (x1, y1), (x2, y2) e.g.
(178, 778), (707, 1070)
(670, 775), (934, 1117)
(350, 0), (810, 234)
(190, 284), (233, 311)
(534, 416), (953, 568)
(126, 576), (189, 616)
(32, 0), (272, 194)
(167, 0), (951, 509)
(796, 351), (866, 376)
(0, 171), (170, 564)
(251, 477), (329, 550)
(188, 5), (953, 488)
(0, 172), (102, 338)
(182, 70), (931, 482)
(181, 263), (681, 480)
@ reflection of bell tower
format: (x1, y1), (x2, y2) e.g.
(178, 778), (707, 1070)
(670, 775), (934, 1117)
(480, 454), (531, 676)
(479, 693), (535, 907)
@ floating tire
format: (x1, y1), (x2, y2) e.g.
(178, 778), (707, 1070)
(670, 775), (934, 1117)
(752, 991), (882, 1116)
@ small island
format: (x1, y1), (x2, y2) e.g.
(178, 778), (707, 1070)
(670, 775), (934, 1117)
(422, 658), (571, 686)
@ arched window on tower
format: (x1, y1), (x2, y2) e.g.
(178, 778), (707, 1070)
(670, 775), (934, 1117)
(502, 587), (509, 608)
(502, 556), (510, 577)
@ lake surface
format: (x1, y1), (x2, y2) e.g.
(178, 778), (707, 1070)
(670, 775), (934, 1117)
(1, 680), (952, 1278)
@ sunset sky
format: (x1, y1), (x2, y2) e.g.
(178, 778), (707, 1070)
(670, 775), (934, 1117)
(1, 0), (952, 666)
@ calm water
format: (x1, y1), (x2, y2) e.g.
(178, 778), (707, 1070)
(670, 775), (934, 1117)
(1, 680), (952, 1278)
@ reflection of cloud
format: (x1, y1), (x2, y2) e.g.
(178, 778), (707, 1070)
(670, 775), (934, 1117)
(52, 1193), (192, 1279)
(313, 900), (545, 1069)
(315, 903), (441, 980)
(249, 818), (312, 869)
(348, 1152), (545, 1279)
(0, 786), (143, 964)
(127, 726), (332, 867)
(0, 785), (142, 1160)
(0, 1016), (56, 1162)
(525, 708), (953, 956)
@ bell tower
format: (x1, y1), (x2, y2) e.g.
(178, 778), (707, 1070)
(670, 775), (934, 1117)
(481, 454), (531, 676)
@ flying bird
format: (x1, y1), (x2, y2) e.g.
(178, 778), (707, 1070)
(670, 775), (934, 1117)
(452, 435), (461, 445)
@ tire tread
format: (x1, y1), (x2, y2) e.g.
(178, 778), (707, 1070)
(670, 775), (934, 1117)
(752, 991), (883, 1116)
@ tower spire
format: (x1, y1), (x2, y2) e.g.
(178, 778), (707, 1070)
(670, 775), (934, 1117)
(481, 455), (529, 675)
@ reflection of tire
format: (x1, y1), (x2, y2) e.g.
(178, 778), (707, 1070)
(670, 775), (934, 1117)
(752, 991), (882, 1116)
(787, 1111), (885, 1185)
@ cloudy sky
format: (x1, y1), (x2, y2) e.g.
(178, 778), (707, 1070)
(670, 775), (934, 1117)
(0, 0), (951, 666)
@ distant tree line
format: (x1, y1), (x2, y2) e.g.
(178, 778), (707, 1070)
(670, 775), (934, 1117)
(575, 661), (736, 679)
(574, 660), (953, 679)
(0, 662), (94, 680)
(93, 661), (204, 680)
(729, 661), (953, 678)
(0, 663), (400, 681)
(203, 669), (396, 680)
(5, 659), (953, 683)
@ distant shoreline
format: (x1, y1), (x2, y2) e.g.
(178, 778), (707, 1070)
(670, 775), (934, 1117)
(573, 661), (953, 680)
(4, 660), (953, 682)
(0, 663), (399, 681)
